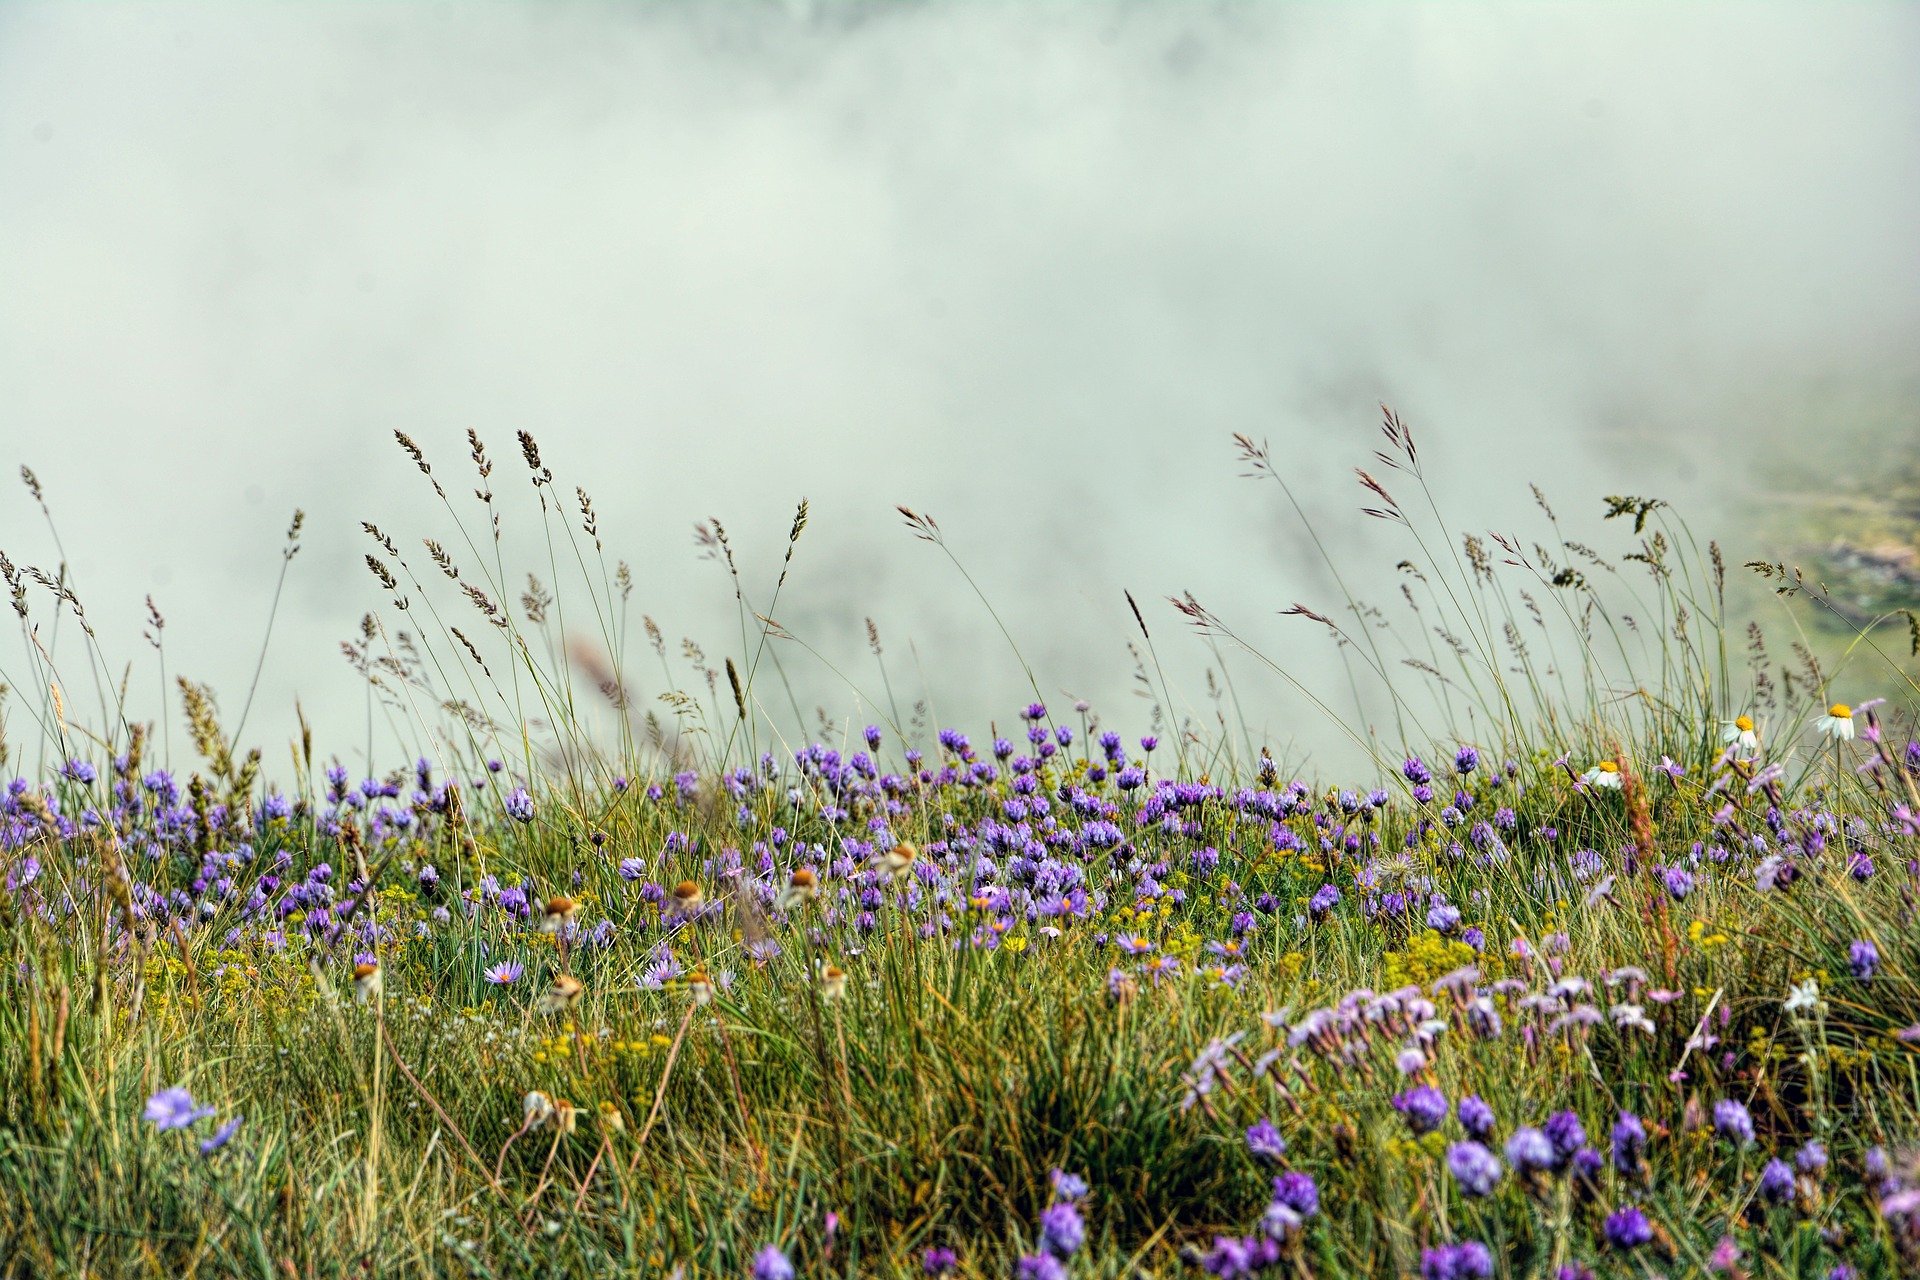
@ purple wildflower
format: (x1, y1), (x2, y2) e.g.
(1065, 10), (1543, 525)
(1602, 1206), (1653, 1250)
(1446, 1141), (1503, 1197)
(1712, 1099), (1755, 1149)
(1544, 1110), (1587, 1160)
(1504, 1127), (1556, 1175)
(1038, 1202), (1085, 1257)
(1393, 1085), (1449, 1135)
(1611, 1112), (1646, 1175)
(1271, 1171), (1319, 1219)
(1757, 1158), (1794, 1204)
(1850, 939), (1879, 982)
(1421, 1241), (1494, 1280)
(144, 1086), (216, 1132)
(1051, 1169), (1090, 1201)
(1015, 1255), (1068, 1280)
(1458, 1095), (1497, 1140)
(199, 1114), (243, 1155)
(1245, 1118), (1287, 1162)
(750, 1246), (794, 1280)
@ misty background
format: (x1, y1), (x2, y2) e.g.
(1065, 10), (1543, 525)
(2, 2), (1917, 776)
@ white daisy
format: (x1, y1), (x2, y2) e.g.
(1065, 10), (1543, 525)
(1581, 760), (1625, 790)
(1721, 714), (1759, 753)
(1817, 703), (1856, 741)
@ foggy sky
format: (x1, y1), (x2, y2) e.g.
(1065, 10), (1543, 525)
(2, 2), (1916, 777)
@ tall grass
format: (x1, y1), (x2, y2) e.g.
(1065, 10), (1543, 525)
(1, 415), (1918, 1278)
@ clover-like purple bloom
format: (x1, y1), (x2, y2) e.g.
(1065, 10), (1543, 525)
(1850, 939), (1879, 982)
(1038, 1200), (1085, 1258)
(1015, 1254), (1068, 1280)
(1458, 1095), (1497, 1141)
(1611, 1112), (1646, 1175)
(1504, 1127), (1556, 1175)
(1544, 1110), (1587, 1160)
(1271, 1171), (1319, 1218)
(1245, 1117), (1287, 1162)
(1757, 1158), (1795, 1204)
(1421, 1241), (1494, 1280)
(1446, 1141), (1503, 1197)
(1712, 1099), (1755, 1149)
(750, 1246), (794, 1280)
(1393, 1085), (1449, 1135)
(1603, 1205), (1653, 1250)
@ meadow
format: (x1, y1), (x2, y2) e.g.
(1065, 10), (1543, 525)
(2, 416), (1919, 1279)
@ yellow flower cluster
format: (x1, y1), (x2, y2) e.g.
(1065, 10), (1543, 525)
(1686, 919), (1730, 948)
(1164, 922), (1202, 963)
(1383, 931), (1477, 990)
(1111, 901), (1174, 926)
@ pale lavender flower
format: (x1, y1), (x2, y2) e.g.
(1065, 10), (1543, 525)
(144, 1086), (215, 1132)
(199, 1114), (243, 1155)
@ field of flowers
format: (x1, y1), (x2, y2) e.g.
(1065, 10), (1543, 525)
(2, 421), (1919, 1278)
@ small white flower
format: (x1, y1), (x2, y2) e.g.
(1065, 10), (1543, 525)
(1721, 714), (1759, 753)
(1784, 978), (1825, 1015)
(1817, 704), (1856, 741)
(1610, 1003), (1656, 1035)
(1582, 760), (1625, 789)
